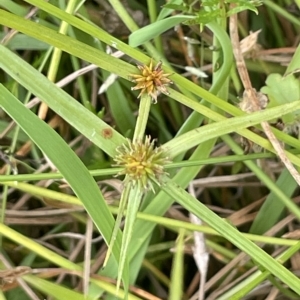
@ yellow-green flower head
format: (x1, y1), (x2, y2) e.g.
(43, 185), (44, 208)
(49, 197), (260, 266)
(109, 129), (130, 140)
(114, 136), (170, 192)
(130, 59), (173, 103)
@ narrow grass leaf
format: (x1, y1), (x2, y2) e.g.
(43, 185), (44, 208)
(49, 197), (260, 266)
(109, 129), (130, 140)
(285, 41), (300, 74)
(157, 0), (183, 21)
(169, 229), (185, 300)
(128, 15), (195, 47)
(0, 33), (49, 50)
(24, 275), (89, 300)
(162, 178), (300, 295)
(0, 44), (126, 157)
(0, 9), (137, 87)
(223, 135), (300, 226)
(219, 241), (300, 299)
(250, 169), (297, 234)
(117, 185), (144, 294)
(0, 222), (82, 271)
(103, 74), (135, 134)
(104, 185), (130, 269)
(0, 0), (28, 15)
(0, 86), (128, 288)
(163, 101), (300, 158)
(0, 181), (82, 206)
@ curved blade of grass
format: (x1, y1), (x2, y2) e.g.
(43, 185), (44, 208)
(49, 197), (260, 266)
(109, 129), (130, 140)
(128, 15), (195, 47)
(227, 4), (259, 16)
(176, 21), (233, 136)
(162, 178), (300, 295)
(0, 85), (129, 290)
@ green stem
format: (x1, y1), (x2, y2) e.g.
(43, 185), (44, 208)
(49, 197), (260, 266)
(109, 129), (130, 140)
(147, 0), (163, 53)
(107, 0), (183, 126)
(103, 185), (130, 269)
(133, 94), (152, 142)
(117, 185), (143, 292)
(47, 0), (77, 82)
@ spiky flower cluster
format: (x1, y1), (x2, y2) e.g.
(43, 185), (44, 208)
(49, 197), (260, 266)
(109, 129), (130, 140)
(114, 136), (170, 192)
(130, 59), (173, 103)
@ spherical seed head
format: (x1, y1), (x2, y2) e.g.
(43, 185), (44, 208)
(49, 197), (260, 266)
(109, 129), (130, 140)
(130, 59), (173, 103)
(114, 136), (170, 192)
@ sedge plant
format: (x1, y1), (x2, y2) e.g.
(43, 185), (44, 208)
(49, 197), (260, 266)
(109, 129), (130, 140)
(0, 0), (300, 299)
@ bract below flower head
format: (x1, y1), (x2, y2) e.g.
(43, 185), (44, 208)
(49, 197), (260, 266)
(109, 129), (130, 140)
(130, 59), (173, 103)
(114, 136), (170, 192)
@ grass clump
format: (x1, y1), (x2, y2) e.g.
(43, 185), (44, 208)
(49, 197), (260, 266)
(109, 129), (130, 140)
(0, 0), (300, 299)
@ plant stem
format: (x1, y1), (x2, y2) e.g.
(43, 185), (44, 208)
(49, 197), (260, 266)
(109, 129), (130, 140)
(133, 94), (152, 142)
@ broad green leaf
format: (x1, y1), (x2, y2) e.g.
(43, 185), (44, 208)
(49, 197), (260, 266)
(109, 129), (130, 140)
(261, 73), (300, 124)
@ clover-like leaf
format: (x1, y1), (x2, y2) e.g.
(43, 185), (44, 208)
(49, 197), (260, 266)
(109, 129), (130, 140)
(261, 73), (300, 124)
